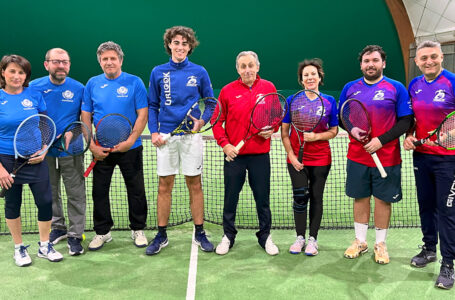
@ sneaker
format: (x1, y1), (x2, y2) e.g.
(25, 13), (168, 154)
(410, 245), (437, 268)
(344, 239), (368, 259)
(131, 230), (148, 248)
(305, 236), (319, 256)
(215, 235), (231, 255)
(374, 242), (390, 264)
(265, 235), (279, 256)
(289, 235), (305, 254)
(49, 229), (68, 245)
(146, 232), (168, 255)
(88, 232), (112, 251)
(435, 263), (454, 289)
(14, 245), (32, 267)
(67, 237), (84, 256)
(37, 242), (63, 262)
(194, 230), (214, 252)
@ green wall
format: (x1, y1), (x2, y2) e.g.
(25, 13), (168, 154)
(1, 0), (403, 96)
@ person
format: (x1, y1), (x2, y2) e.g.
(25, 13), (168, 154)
(81, 41), (148, 251)
(404, 40), (455, 289)
(281, 59), (338, 256)
(212, 50), (280, 256)
(29, 48), (86, 256)
(147, 26), (214, 255)
(0, 54), (63, 266)
(339, 45), (413, 264)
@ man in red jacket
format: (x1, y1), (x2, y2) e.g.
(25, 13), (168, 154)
(212, 51), (279, 256)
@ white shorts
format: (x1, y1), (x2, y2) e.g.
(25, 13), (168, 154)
(156, 134), (203, 176)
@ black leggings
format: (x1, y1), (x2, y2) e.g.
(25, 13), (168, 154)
(287, 164), (331, 239)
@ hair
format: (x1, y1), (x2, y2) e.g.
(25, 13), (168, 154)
(45, 48), (70, 61)
(297, 58), (325, 87)
(96, 41), (124, 62)
(358, 45), (387, 62)
(163, 26), (199, 56)
(235, 51), (260, 68)
(416, 40), (442, 52)
(0, 54), (32, 88)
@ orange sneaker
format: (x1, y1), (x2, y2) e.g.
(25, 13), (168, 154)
(344, 239), (368, 259)
(374, 242), (390, 264)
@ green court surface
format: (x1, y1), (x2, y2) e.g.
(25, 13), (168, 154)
(0, 223), (453, 300)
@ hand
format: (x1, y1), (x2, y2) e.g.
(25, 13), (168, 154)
(28, 146), (48, 164)
(403, 135), (417, 151)
(258, 129), (273, 140)
(363, 137), (382, 154)
(0, 164), (14, 190)
(111, 139), (134, 153)
(303, 132), (318, 142)
(152, 132), (166, 148)
(351, 127), (369, 143)
(223, 144), (238, 162)
(90, 144), (110, 161)
(63, 131), (74, 150)
(288, 152), (304, 171)
(189, 115), (205, 132)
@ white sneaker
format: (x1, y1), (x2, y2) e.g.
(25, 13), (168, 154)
(37, 242), (63, 262)
(88, 232), (113, 251)
(215, 235), (231, 255)
(14, 245), (32, 267)
(265, 235), (279, 256)
(289, 235), (305, 254)
(131, 230), (148, 248)
(304, 236), (319, 256)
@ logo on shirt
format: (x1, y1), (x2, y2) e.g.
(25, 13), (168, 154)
(353, 91), (361, 96)
(100, 84), (108, 89)
(433, 89), (445, 102)
(44, 89), (53, 94)
(372, 90), (385, 101)
(117, 86), (128, 98)
(163, 72), (172, 105)
(62, 90), (74, 102)
(447, 179), (455, 207)
(1, 100), (7, 105)
(186, 76), (197, 87)
(415, 89), (422, 94)
(235, 95), (242, 99)
(256, 94), (265, 104)
(21, 99), (33, 110)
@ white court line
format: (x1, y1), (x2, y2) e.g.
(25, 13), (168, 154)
(186, 228), (198, 300)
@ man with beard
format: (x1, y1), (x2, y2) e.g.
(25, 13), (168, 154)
(30, 48), (86, 255)
(338, 45), (413, 264)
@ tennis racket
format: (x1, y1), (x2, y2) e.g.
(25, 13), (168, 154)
(228, 93), (287, 160)
(289, 90), (325, 163)
(0, 114), (56, 197)
(161, 97), (221, 142)
(54, 121), (92, 156)
(413, 111), (455, 149)
(340, 98), (387, 178)
(83, 113), (133, 177)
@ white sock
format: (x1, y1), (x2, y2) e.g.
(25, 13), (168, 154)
(40, 240), (49, 247)
(375, 228), (388, 244)
(354, 222), (368, 243)
(14, 243), (24, 249)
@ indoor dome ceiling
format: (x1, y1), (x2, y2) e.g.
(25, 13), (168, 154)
(403, 0), (455, 42)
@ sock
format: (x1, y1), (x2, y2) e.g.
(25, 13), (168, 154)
(194, 224), (204, 233)
(375, 227), (388, 244)
(158, 226), (167, 238)
(354, 222), (368, 243)
(40, 240), (49, 247)
(14, 243), (24, 249)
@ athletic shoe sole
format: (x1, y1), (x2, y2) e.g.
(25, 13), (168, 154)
(51, 234), (68, 245)
(88, 236), (113, 251)
(37, 252), (63, 262)
(344, 247), (368, 259)
(146, 240), (169, 256)
(68, 244), (85, 256)
(193, 239), (214, 252)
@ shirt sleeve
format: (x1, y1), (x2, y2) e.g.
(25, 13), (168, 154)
(212, 87), (230, 148)
(147, 70), (160, 134)
(281, 95), (293, 124)
(328, 96), (339, 127)
(394, 81), (413, 117)
(81, 80), (93, 113)
(134, 77), (148, 110)
(37, 92), (47, 113)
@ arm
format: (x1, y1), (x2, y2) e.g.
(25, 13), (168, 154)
(81, 110), (110, 160)
(147, 70), (165, 147)
(113, 107), (148, 152)
(212, 89), (237, 161)
(281, 122), (303, 171)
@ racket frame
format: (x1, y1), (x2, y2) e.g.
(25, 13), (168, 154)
(413, 110), (455, 150)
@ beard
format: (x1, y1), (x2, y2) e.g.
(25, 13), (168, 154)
(362, 68), (382, 82)
(50, 69), (68, 83)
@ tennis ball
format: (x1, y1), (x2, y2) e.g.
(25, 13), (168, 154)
(82, 233), (86, 241)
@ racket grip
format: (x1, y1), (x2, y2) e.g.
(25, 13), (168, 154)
(371, 152), (387, 178)
(0, 173), (16, 198)
(84, 160), (97, 177)
(161, 133), (171, 142)
(225, 141), (245, 162)
(298, 147), (304, 163)
(413, 139), (424, 146)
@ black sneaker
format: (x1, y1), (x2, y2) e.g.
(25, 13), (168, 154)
(49, 229), (68, 245)
(435, 263), (454, 289)
(410, 245), (436, 268)
(67, 237), (84, 256)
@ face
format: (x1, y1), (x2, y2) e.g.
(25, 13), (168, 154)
(169, 35), (190, 63)
(360, 51), (385, 82)
(301, 65), (321, 91)
(236, 55), (259, 86)
(415, 47), (443, 80)
(99, 50), (123, 79)
(44, 50), (70, 83)
(1, 62), (26, 91)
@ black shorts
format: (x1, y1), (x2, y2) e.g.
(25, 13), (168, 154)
(0, 154), (49, 184)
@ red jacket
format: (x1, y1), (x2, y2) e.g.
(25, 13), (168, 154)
(212, 76), (277, 155)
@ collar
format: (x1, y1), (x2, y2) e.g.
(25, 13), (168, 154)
(169, 57), (189, 68)
(237, 75), (261, 89)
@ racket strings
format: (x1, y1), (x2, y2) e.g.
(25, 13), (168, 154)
(15, 116), (55, 157)
(96, 115), (132, 148)
(185, 98), (218, 132)
(252, 94), (286, 130)
(62, 123), (91, 155)
(290, 92), (323, 131)
(438, 115), (455, 148)
(341, 101), (371, 139)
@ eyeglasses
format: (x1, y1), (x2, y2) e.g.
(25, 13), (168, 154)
(47, 59), (70, 66)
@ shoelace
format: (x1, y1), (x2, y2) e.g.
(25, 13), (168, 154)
(47, 243), (56, 254)
(19, 245), (30, 258)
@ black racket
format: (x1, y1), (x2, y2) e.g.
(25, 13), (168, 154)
(161, 97), (221, 142)
(83, 113), (132, 177)
(289, 89), (325, 163)
(54, 121), (92, 156)
(340, 98), (387, 178)
(413, 111), (455, 150)
(0, 114), (56, 197)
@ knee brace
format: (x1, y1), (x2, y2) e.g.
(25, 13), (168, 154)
(293, 187), (310, 213)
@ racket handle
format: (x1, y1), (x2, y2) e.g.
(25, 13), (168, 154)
(0, 174), (15, 198)
(225, 141), (245, 162)
(413, 139), (425, 146)
(161, 133), (171, 142)
(371, 153), (387, 178)
(298, 147), (304, 163)
(84, 159), (97, 177)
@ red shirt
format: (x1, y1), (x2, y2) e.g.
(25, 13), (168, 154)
(212, 76), (277, 155)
